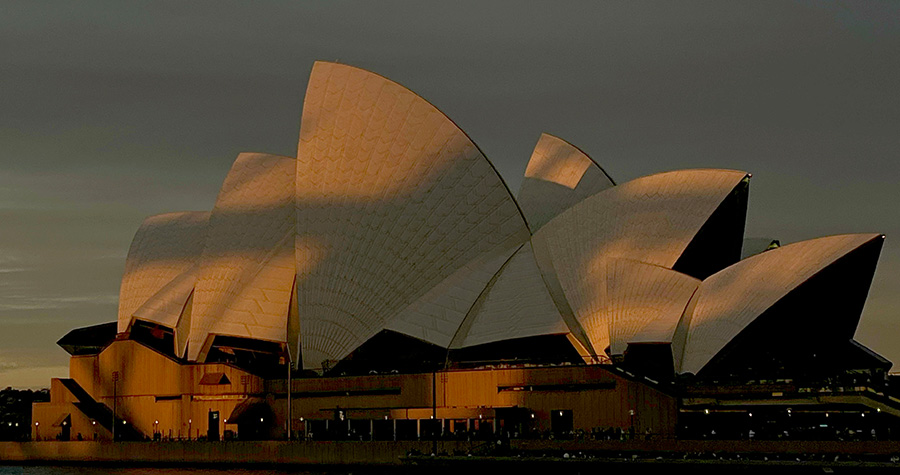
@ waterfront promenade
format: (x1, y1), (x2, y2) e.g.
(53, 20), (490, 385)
(5, 439), (900, 467)
(0, 440), (452, 466)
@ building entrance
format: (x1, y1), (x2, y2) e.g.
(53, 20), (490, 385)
(208, 411), (220, 441)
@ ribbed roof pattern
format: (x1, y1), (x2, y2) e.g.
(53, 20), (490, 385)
(189, 153), (298, 361)
(110, 61), (886, 378)
(451, 242), (568, 349)
(294, 62), (528, 369)
(679, 233), (883, 374)
(517, 133), (614, 231)
(606, 259), (699, 356)
(531, 169), (748, 357)
(132, 265), (198, 356)
(386, 242), (520, 347)
(117, 211), (209, 333)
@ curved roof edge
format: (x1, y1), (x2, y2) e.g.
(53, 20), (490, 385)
(294, 61), (530, 368)
(531, 168), (748, 359)
(386, 237), (523, 348)
(538, 168), (749, 244)
(680, 233), (884, 375)
(301, 61), (528, 228)
(131, 264), (198, 329)
(517, 133), (616, 232)
(189, 152), (297, 362)
(117, 211), (210, 333)
(522, 133), (615, 186)
(450, 240), (568, 349)
(606, 258), (700, 355)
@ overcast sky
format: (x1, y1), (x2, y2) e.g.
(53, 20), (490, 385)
(1, 1), (898, 388)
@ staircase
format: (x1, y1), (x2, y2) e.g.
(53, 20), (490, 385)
(58, 378), (144, 440)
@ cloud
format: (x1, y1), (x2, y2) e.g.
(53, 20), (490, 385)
(0, 365), (68, 389)
(0, 267), (28, 274)
(0, 294), (119, 312)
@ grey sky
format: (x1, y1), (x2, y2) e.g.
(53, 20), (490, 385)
(1, 1), (898, 387)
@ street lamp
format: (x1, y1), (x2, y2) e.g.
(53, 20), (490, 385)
(629, 409), (635, 439)
(112, 371), (119, 442)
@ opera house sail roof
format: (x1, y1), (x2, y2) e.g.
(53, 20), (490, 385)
(97, 61), (886, 380)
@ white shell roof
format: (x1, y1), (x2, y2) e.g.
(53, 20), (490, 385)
(132, 265), (198, 329)
(386, 240), (521, 347)
(112, 62), (886, 377)
(189, 152), (298, 361)
(531, 169), (748, 357)
(517, 133), (614, 232)
(132, 265), (198, 357)
(678, 233), (883, 375)
(294, 62), (529, 369)
(606, 259), (699, 356)
(117, 211), (209, 333)
(450, 241), (569, 349)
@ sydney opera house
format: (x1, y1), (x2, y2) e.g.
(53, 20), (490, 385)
(33, 62), (894, 442)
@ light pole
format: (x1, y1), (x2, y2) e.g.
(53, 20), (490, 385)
(432, 370), (437, 455)
(286, 350), (292, 441)
(34, 422), (39, 441)
(112, 371), (119, 442)
(629, 409), (635, 439)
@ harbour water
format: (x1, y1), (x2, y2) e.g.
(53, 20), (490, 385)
(0, 469), (361, 475)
